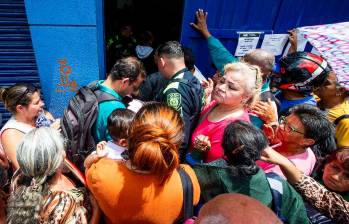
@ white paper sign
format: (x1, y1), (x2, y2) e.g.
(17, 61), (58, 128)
(235, 32), (261, 56)
(261, 34), (289, 56)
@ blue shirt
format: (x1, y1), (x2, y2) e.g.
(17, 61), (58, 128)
(276, 91), (316, 115)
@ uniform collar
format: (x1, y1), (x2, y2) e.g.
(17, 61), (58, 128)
(171, 68), (188, 80)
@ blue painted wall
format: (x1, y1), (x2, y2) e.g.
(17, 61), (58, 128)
(180, 0), (349, 77)
(24, 0), (105, 117)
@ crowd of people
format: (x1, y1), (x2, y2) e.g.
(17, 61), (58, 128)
(0, 9), (348, 224)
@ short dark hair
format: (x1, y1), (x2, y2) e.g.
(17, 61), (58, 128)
(109, 57), (145, 83)
(107, 108), (135, 141)
(290, 104), (336, 156)
(183, 47), (195, 71)
(155, 41), (184, 59)
(222, 121), (268, 176)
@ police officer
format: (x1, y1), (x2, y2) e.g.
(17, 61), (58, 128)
(155, 41), (204, 161)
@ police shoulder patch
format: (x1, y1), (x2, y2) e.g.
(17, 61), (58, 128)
(167, 92), (181, 110)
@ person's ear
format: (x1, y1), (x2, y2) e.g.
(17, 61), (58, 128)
(241, 94), (252, 105)
(117, 138), (128, 147)
(159, 57), (166, 68)
(121, 77), (131, 86)
(337, 86), (346, 97)
(300, 138), (315, 147)
(15, 104), (25, 113)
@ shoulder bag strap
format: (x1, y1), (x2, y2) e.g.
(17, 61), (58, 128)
(177, 166), (194, 221)
(197, 104), (218, 126)
(334, 114), (349, 126)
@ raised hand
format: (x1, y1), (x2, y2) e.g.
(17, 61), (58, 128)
(202, 78), (214, 105)
(261, 146), (287, 165)
(288, 29), (297, 54)
(190, 9), (211, 39)
(250, 98), (277, 124)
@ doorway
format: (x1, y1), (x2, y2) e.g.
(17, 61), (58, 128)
(104, 0), (185, 71)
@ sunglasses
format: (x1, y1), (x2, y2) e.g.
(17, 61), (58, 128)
(14, 83), (38, 106)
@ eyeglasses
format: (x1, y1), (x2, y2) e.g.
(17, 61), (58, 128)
(279, 116), (304, 135)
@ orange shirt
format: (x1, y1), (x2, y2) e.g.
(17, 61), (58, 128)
(86, 158), (200, 224)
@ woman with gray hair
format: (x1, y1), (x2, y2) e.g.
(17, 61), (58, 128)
(6, 127), (100, 224)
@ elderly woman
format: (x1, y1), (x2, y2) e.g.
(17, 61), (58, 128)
(86, 103), (200, 224)
(315, 71), (349, 148)
(6, 127), (99, 224)
(190, 62), (262, 163)
(0, 83), (59, 169)
(262, 147), (349, 223)
(193, 121), (308, 224)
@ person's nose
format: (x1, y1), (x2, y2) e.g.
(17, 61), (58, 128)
(217, 84), (226, 92)
(331, 173), (341, 181)
(278, 123), (285, 131)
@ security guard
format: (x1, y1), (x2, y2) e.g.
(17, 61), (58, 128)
(155, 41), (205, 161)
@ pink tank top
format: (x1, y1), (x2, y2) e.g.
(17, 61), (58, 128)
(191, 101), (250, 162)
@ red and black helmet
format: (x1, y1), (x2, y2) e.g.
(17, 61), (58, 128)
(275, 52), (330, 93)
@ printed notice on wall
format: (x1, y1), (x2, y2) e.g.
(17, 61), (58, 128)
(261, 34), (288, 56)
(235, 32), (261, 56)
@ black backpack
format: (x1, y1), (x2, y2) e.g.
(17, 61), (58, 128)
(61, 81), (121, 171)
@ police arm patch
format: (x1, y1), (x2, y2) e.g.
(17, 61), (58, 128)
(167, 92), (181, 111)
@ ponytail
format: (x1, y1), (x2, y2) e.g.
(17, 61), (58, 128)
(129, 124), (179, 181)
(7, 172), (50, 224)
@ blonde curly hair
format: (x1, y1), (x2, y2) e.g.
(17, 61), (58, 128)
(223, 62), (263, 106)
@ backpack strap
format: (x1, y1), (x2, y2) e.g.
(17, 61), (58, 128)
(266, 172), (287, 222)
(95, 89), (122, 104)
(334, 114), (349, 126)
(178, 166), (194, 221)
(87, 81), (122, 104)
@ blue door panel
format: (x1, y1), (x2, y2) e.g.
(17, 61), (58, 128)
(274, 0), (349, 33)
(181, 0), (349, 77)
(0, 0), (40, 127)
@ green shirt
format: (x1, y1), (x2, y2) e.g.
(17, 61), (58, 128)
(193, 160), (309, 224)
(92, 80), (125, 143)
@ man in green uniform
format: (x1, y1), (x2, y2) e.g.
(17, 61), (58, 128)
(155, 41), (204, 161)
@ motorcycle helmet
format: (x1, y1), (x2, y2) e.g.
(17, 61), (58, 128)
(275, 52), (330, 93)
